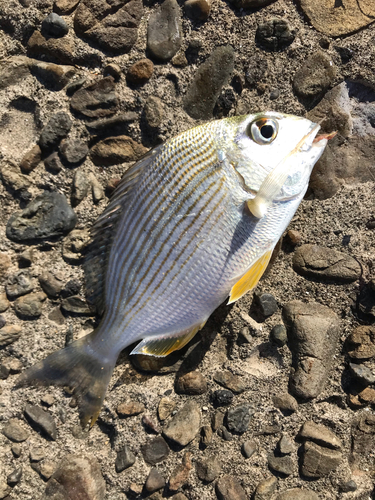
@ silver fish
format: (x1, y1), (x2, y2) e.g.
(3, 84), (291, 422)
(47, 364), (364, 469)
(17, 112), (330, 427)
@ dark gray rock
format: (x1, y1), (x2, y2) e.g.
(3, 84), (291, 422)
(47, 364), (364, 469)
(212, 389), (233, 407)
(42, 13), (69, 38)
(39, 112), (72, 152)
(60, 139), (88, 164)
(242, 439), (257, 459)
(226, 404), (253, 434)
(267, 451), (294, 476)
(356, 281), (375, 323)
(340, 480), (358, 493)
(349, 362), (375, 385)
(6, 191), (77, 243)
(282, 301), (340, 399)
(276, 489), (319, 500)
(163, 401), (201, 446)
(24, 404), (57, 440)
(293, 52), (336, 101)
(301, 441), (342, 478)
(183, 45), (234, 119)
(2, 419), (30, 442)
(70, 77), (118, 119)
(147, 0), (182, 61)
(175, 370), (207, 395)
(144, 468), (165, 493)
(253, 476), (278, 500)
(213, 370), (245, 393)
(215, 475), (247, 500)
(66, 77), (86, 96)
(141, 436), (169, 465)
(0, 316), (6, 329)
(6, 272), (34, 299)
(196, 456), (221, 483)
(0, 364), (10, 379)
(254, 292), (278, 317)
(86, 112), (138, 133)
(39, 272), (63, 299)
(245, 53), (268, 88)
(115, 445), (136, 473)
(270, 324), (287, 346)
(71, 170), (90, 207)
(256, 18), (295, 51)
(0, 325), (22, 348)
(60, 296), (92, 315)
(44, 152), (63, 173)
(14, 292), (47, 318)
(7, 466), (22, 486)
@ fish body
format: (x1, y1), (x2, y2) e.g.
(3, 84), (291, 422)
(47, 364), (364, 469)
(17, 112), (329, 427)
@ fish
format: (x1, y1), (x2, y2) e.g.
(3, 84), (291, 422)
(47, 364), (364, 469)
(16, 112), (330, 428)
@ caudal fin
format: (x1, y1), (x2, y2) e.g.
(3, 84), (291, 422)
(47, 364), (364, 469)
(16, 334), (117, 428)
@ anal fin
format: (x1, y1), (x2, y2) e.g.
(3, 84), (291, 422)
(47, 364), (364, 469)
(228, 249), (273, 304)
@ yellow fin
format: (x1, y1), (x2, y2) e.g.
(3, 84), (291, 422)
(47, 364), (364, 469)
(228, 249), (273, 304)
(131, 322), (207, 357)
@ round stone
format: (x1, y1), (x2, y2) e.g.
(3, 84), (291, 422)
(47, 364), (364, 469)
(127, 59), (154, 84)
(42, 13), (69, 38)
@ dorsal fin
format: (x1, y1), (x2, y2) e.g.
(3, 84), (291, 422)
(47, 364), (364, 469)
(84, 146), (162, 315)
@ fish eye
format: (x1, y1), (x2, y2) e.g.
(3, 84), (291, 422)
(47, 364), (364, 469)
(248, 117), (278, 145)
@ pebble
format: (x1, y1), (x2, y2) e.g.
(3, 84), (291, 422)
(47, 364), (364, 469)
(340, 480), (358, 493)
(18, 248), (34, 267)
(85, 113), (138, 134)
(147, 0), (182, 61)
(41, 394), (55, 407)
(2, 419), (30, 442)
(175, 370), (207, 395)
(28, 30), (74, 65)
(0, 161), (32, 193)
(158, 397), (176, 421)
(20, 145), (42, 174)
(346, 325), (375, 360)
(90, 135), (147, 166)
(286, 229), (301, 246)
(183, 45), (235, 119)
(30, 446), (45, 462)
(44, 454), (105, 500)
(61, 279), (81, 298)
(293, 244), (361, 283)
(356, 281), (375, 323)
(184, 0), (211, 21)
(269, 88), (280, 100)
(163, 401), (201, 446)
(211, 410), (224, 431)
(71, 169), (90, 206)
(39, 112), (72, 153)
(42, 13), (69, 38)
(143, 96), (165, 128)
(103, 63), (122, 81)
(200, 425), (213, 448)
(0, 364), (9, 380)
(11, 444), (22, 457)
(60, 138), (88, 164)
(276, 489), (319, 500)
(256, 18), (295, 51)
(14, 291), (47, 318)
(213, 370), (245, 393)
(0, 482), (11, 499)
(70, 77), (118, 119)
(6, 358), (23, 374)
(253, 476), (278, 500)
(0, 253), (11, 279)
(301, 441), (342, 478)
(270, 324), (287, 346)
(44, 152), (63, 173)
(62, 229), (90, 263)
(127, 59), (154, 84)
(168, 452), (192, 491)
(30, 60), (77, 91)
(358, 386), (375, 404)
(217, 425), (233, 441)
(196, 455), (221, 483)
(293, 52), (336, 101)
(351, 414), (375, 455)
(6, 191), (77, 243)
(39, 272), (63, 299)
(215, 475), (247, 500)
(141, 436), (169, 465)
(254, 292), (278, 317)
(24, 403), (57, 440)
(350, 362), (375, 385)
(39, 460), (57, 481)
(6, 271), (34, 299)
(282, 301), (340, 399)
(0, 316), (5, 329)
(116, 401), (145, 417)
(278, 435), (294, 455)
(242, 439), (257, 459)
(212, 389), (233, 406)
(89, 174), (104, 204)
(115, 445), (136, 473)
(66, 77), (86, 96)
(7, 466), (22, 486)
(226, 404), (252, 434)
(0, 294), (9, 313)
(60, 295), (92, 315)
(267, 451), (294, 476)
(0, 325), (22, 348)
(145, 468), (165, 493)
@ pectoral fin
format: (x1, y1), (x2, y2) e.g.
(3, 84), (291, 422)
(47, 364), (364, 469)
(130, 321), (207, 357)
(228, 249), (273, 304)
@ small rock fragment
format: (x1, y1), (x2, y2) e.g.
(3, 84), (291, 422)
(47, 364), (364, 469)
(175, 370), (207, 395)
(141, 436), (169, 465)
(270, 324), (287, 347)
(242, 439), (257, 459)
(158, 397), (176, 421)
(256, 18), (295, 51)
(215, 475), (247, 500)
(103, 63), (122, 81)
(0, 294), (9, 313)
(60, 296), (92, 315)
(0, 482), (11, 499)
(20, 145), (42, 174)
(286, 230), (301, 246)
(268, 451), (294, 476)
(346, 325), (375, 360)
(145, 468), (165, 493)
(14, 292), (47, 318)
(143, 96), (164, 128)
(200, 425), (213, 448)
(18, 249), (34, 268)
(117, 401), (145, 417)
(278, 435), (294, 455)
(62, 229), (90, 263)
(90, 135), (147, 166)
(30, 446), (45, 462)
(41, 394), (55, 407)
(11, 444), (22, 457)
(212, 389), (233, 407)
(298, 421), (342, 450)
(0, 364), (9, 380)
(2, 419), (29, 442)
(44, 152), (63, 173)
(7, 466), (22, 486)
(196, 455), (221, 483)
(70, 77), (118, 119)
(254, 292), (278, 317)
(0, 161), (32, 192)
(184, 0), (211, 21)
(253, 476), (278, 500)
(211, 410), (224, 431)
(358, 386), (375, 404)
(40, 460), (57, 481)
(293, 52), (336, 101)
(0, 325), (22, 348)
(24, 404), (57, 440)
(168, 452), (192, 492)
(6, 272), (34, 299)
(0, 253), (11, 279)
(301, 441), (342, 478)
(115, 445), (136, 473)
(60, 139), (88, 165)
(226, 405), (252, 434)
(147, 0), (182, 61)
(39, 272), (63, 299)
(276, 489), (319, 500)
(127, 59), (154, 84)
(39, 112), (72, 152)
(163, 401), (201, 446)
(42, 13), (69, 37)
(71, 169), (90, 206)
(89, 174), (104, 203)
(213, 370), (245, 393)
(6, 358), (23, 374)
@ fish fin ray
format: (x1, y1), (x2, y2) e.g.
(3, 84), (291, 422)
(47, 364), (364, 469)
(228, 249), (273, 304)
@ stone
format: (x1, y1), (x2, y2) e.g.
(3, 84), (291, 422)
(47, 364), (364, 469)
(0, 364), (9, 380)
(214, 87), (236, 118)
(24, 404), (57, 440)
(85, 113), (138, 133)
(7, 466), (22, 486)
(147, 0), (182, 61)
(0, 317), (5, 330)
(60, 139), (88, 164)
(74, 0), (143, 54)
(293, 52), (336, 101)
(40, 461), (57, 481)
(196, 455), (221, 483)
(42, 13), (69, 38)
(276, 489), (319, 500)
(254, 292), (278, 317)
(358, 386), (375, 404)
(20, 145), (42, 174)
(127, 59), (154, 84)
(30, 447), (45, 463)
(356, 281), (375, 323)
(171, 495), (188, 500)
(30, 61), (77, 91)
(293, 245), (361, 283)
(0, 161), (32, 192)
(212, 389), (233, 407)
(215, 475), (247, 500)
(169, 452), (192, 491)
(163, 401), (201, 446)
(270, 324), (287, 347)
(226, 405), (252, 434)
(11, 444), (22, 457)
(18, 249), (34, 268)
(158, 397), (176, 421)
(255, 18), (295, 51)
(268, 451), (294, 475)
(54, 0), (81, 14)
(89, 174), (104, 203)
(48, 307), (66, 325)
(6, 271), (34, 299)
(70, 78), (118, 119)
(0, 253), (11, 279)
(115, 445), (136, 473)
(60, 296), (92, 315)
(301, 441), (342, 478)
(14, 292), (47, 318)
(253, 476), (278, 500)
(62, 229), (90, 263)
(351, 414), (375, 454)
(0, 325), (22, 348)
(183, 45), (234, 119)
(211, 410), (224, 431)
(282, 301), (340, 399)
(71, 170), (90, 206)
(228, 0), (275, 7)
(184, 0), (211, 21)
(286, 230), (301, 246)
(104, 63), (122, 81)
(0, 482), (11, 499)
(44, 152), (63, 173)
(41, 394), (55, 407)
(28, 31), (74, 65)
(213, 370), (245, 393)
(142, 414), (161, 434)
(2, 419), (30, 442)
(90, 135), (147, 166)
(245, 53), (268, 89)
(0, 293), (9, 313)
(144, 468), (165, 493)
(116, 401), (145, 417)
(44, 454), (105, 499)
(39, 272), (63, 299)
(200, 425), (213, 448)
(298, 0), (375, 36)
(6, 191), (77, 243)
(143, 96), (164, 128)
(349, 363), (375, 385)
(171, 52), (188, 67)
(0, 56), (31, 90)
(175, 370), (207, 395)
(242, 439), (257, 459)
(278, 435), (294, 455)
(38, 113), (71, 153)
(141, 436), (169, 465)
(6, 358), (23, 374)
(346, 325), (375, 360)
(218, 425), (233, 441)
(340, 480), (357, 493)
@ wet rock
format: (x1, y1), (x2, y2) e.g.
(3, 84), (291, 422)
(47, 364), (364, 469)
(282, 301), (340, 399)
(14, 292), (47, 318)
(24, 404), (57, 440)
(6, 191), (77, 243)
(39, 112), (72, 153)
(276, 489), (319, 500)
(216, 475), (247, 500)
(61, 296), (92, 315)
(115, 445), (136, 473)
(175, 370), (207, 395)
(144, 96), (164, 128)
(213, 370), (245, 393)
(158, 397), (176, 421)
(200, 425), (213, 448)
(127, 59), (154, 84)
(0, 482), (11, 499)
(255, 18), (295, 51)
(270, 324), (287, 347)
(145, 468), (165, 493)
(20, 145), (42, 174)
(184, 0), (211, 21)
(71, 170), (90, 206)
(293, 244), (361, 283)
(267, 451), (294, 476)
(351, 414), (375, 454)
(253, 476), (277, 500)
(212, 389), (233, 407)
(7, 466), (22, 486)
(163, 401), (201, 446)
(301, 441), (342, 478)
(44, 454), (105, 499)
(39, 272), (63, 299)
(293, 52), (336, 101)
(0, 161), (32, 192)
(6, 272), (34, 299)
(147, 0), (182, 61)
(60, 139), (88, 164)
(349, 363), (375, 385)
(2, 419), (30, 442)
(28, 31), (74, 65)
(116, 401), (145, 417)
(254, 292), (278, 317)
(242, 439), (257, 459)
(141, 436), (169, 465)
(169, 452), (192, 491)
(44, 152), (63, 173)
(62, 229), (90, 263)
(346, 325), (375, 360)
(183, 45), (235, 119)
(226, 404), (252, 434)
(74, 0), (143, 54)
(70, 78), (118, 119)
(196, 455), (221, 483)
(0, 325), (22, 348)
(42, 13), (69, 38)
(90, 135), (147, 166)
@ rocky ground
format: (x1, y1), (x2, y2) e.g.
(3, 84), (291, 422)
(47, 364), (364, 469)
(0, 0), (375, 499)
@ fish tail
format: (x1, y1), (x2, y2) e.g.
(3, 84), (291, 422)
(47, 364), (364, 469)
(15, 332), (118, 429)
